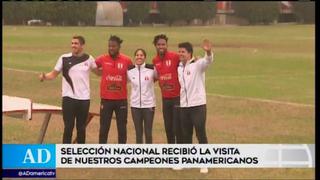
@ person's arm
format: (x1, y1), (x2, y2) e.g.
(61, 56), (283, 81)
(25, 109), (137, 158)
(126, 70), (131, 84)
(39, 70), (60, 81)
(203, 39), (213, 56)
(89, 56), (101, 76)
(153, 68), (159, 82)
(151, 58), (158, 82)
(40, 55), (63, 81)
(198, 39), (214, 71)
(91, 68), (102, 76)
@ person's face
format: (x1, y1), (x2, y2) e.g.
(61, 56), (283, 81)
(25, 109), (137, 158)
(71, 38), (83, 55)
(108, 40), (120, 57)
(135, 50), (146, 65)
(178, 47), (191, 63)
(155, 39), (167, 55)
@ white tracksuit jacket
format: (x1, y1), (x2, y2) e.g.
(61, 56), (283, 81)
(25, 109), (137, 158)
(127, 63), (156, 108)
(178, 52), (214, 107)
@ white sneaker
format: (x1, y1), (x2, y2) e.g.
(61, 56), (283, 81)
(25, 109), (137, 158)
(200, 168), (208, 174)
(172, 167), (183, 170)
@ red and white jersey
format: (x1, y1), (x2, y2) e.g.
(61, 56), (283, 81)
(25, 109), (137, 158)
(152, 51), (180, 98)
(178, 53), (214, 107)
(127, 63), (156, 108)
(95, 53), (132, 100)
(54, 53), (97, 100)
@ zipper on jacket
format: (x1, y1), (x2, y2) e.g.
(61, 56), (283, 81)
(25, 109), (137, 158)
(138, 66), (142, 107)
(182, 66), (188, 106)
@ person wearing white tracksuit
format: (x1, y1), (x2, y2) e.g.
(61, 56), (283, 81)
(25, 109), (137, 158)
(178, 40), (213, 144)
(127, 48), (156, 144)
(177, 40), (214, 173)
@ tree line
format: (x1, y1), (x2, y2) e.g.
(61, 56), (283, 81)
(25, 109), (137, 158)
(2, 1), (314, 26)
(3, 2), (96, 26)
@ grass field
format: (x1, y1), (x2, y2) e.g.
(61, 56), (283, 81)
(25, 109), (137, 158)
(2, 24), (315, 179)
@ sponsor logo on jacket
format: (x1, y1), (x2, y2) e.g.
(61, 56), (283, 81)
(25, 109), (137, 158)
(107, 83), (122, 91)
(162, 83), (174, 90)
(159, 73), (172, 81)
(106, 75), (123, 82)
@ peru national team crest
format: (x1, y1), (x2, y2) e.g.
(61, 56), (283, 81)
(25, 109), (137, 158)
(117, 63), (124, 69)
(165, 60), (171, 67)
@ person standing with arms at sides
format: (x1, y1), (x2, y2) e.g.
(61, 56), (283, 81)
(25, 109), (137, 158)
(177, 40), (214, 173)
(95, 35), (132, 144)
(39, 35), (98, 144)
(152, 34), (183, 144)
(127, 49), (156, 144)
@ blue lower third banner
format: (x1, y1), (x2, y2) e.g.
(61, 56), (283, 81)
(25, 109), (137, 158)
(3, 144), (56, 178)
(2, 144), (315, 177)
(55, 144), (315, 168)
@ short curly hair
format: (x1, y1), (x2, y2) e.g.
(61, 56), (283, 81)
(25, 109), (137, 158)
(109, 35), (123, 45)
(153, 34), (168, 46)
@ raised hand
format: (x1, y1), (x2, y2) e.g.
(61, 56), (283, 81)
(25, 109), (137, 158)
(202, 39), (213, 54)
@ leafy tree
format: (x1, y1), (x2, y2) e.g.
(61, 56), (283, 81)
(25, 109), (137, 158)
(126, 2), (150, 24)
(196, 1), (216, 22)
(233, 2), (279, 25)
(3, 1), (96, 26)
(292, 1), (315, 24)
(158, 2), (216, 25)
(78, 2), (97, 26)
(3, 2), (29, 24)
(158, 2), (192, 25)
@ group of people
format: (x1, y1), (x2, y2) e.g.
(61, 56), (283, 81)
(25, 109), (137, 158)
(39, 34), (214, 172)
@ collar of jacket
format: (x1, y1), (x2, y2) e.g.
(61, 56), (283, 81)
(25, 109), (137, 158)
(189, 57), (196, 64)
(180, 57), (196, 67)
(135, 62), (146, 69)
